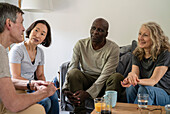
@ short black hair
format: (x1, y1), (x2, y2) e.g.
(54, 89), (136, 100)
(26, 20), (51, 47)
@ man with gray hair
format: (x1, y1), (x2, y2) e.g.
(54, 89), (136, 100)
(0, 3), (56, 114)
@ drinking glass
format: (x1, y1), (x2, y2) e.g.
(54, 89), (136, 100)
(105, 90), (117, 107)
(101, 95), (112, 114)
(165, 104), (170, 114)
(94, 97), (104, 113)
(137, 93), (149, 108)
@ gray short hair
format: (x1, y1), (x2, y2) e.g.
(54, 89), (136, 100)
(0, 3), (24, 33)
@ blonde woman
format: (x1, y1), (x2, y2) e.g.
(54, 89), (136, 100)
(121, 22), (170, 106)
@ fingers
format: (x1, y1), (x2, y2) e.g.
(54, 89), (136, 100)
(121, 73), (139, 87)
(121, 81), (131, 87)
(127, 77), (136, 86)
(73, 90), (80, 96)
(126, 72), (139, 86)
(56, 87), (60, 90)
(44, 84), (57, 97)
(64, 91), (80, 105)
(121, 81), (125, 87)
(66, 91), (73, 96)
(136, 78), (140, 82)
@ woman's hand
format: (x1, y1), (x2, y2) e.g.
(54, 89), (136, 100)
(127, 72), (140, 86)
(121, 72), (140, 87)
(121, 78), (131, 87)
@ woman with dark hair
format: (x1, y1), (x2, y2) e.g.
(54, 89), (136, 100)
(121, 22), (170, 106)
(9, 20), (59, 114)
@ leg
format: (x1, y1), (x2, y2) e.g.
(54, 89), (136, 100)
(105, 73), (124, 101)
(27, 90), (51, 113)
(37, 97), (51, 113)
(135, 86), (170, 106)
(67, 68), (96, 93)
(53, 77), (60, 97)
(67, 68), (96, 113)
(17, 104), (46, 114)
(126, 85), (139, 103)
(48, 92), (59, 114)
(1, 103), (45, 114)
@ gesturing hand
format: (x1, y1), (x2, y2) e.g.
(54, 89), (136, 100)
(36, 83), (57, 97)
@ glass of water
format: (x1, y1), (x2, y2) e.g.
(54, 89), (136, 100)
(165, 104), (170, 114)
(137, 93), (149, 108)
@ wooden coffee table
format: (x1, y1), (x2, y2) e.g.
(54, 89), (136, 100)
(91, 102), (166, 114)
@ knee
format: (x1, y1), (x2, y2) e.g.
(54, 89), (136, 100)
(138, 85), (152, 94)
(29, 104), (46, 114)
(67, 68), (81, 80)
(106, 73), (124, 85)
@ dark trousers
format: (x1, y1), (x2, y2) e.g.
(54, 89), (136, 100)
(66, 68), (124, 112)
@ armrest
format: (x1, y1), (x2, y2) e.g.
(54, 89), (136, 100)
(59, 61), (70, 89)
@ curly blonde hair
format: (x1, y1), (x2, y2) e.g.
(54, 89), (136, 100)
(133, 22), (170, 61)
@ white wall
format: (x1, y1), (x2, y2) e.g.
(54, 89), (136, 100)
(2, 0), (170, 81)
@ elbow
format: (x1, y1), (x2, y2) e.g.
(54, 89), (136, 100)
(5, 105), (20, 113)
(149, 84), (155, 87)
(5, 100), (24, 112)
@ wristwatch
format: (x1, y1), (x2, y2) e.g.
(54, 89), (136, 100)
(27, 79), (31, 90)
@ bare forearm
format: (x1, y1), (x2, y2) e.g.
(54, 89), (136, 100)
(13, 76), (28, 80)
(12, 78), (28, 90)
(0, 78), (49, 113)
(40, 76), (46, 81)
(138, 78), (157, 86)
(9, 90), (48, 112)
(37, 75), (46, 81)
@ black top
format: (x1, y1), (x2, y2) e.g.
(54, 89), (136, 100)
(132, 50), (170, 95)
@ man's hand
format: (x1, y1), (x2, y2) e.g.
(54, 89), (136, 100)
(31, 80), (52, 91)
(63, 90), (79, 105)
(37, 83), (57, 97)
(73, 90), (90, 106)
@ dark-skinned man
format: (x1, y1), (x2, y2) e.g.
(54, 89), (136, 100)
(62, 18), (124, 113)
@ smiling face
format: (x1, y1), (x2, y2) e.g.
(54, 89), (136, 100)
(29, 23), (48, 45)
(138, 25), (152, 50)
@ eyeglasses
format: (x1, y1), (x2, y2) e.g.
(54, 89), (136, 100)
(137, 107), (163, 114)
